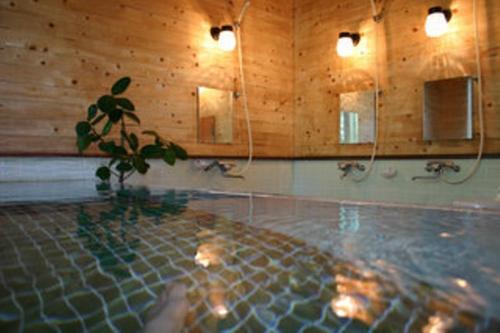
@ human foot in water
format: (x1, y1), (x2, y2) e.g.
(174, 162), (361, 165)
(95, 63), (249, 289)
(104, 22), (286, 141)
(144, 283), (189, 333)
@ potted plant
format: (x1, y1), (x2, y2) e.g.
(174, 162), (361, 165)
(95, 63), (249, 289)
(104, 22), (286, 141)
(75, 77), (187, 186)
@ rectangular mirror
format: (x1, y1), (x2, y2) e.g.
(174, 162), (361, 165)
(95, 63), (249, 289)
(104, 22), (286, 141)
(423, 76), (474, 141)
(197, 87), (234, 144)
(339, 90), (375, 144)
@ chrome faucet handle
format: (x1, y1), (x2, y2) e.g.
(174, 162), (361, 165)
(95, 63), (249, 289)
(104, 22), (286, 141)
(338, 161), (364, 170)
(442, 161), (460, 172)
(424, 160), (460, 173)
(338, 161), (366, 179)
(425, 160), (444, 172)
(355, 163), (366, 172)
(337, 161), (352, 171)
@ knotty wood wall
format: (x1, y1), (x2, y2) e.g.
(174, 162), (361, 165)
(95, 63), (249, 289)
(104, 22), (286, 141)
(295, 0), (500, 157)
(2, 0), (499, 159)
(0, 0), (294, 157)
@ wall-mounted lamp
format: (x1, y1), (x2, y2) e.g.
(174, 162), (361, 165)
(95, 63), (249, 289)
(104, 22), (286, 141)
(336, 32), (360, 58)
(210, 25), (236, 52)
(425, 6), (452, 38)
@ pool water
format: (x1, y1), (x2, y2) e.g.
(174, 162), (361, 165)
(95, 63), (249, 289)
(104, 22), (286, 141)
(0, 188), (499, 332)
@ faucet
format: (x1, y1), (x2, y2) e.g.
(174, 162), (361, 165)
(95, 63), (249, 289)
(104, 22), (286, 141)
(195, 160), (244, 179)
(338, 161), (366, 179)
(412, 160), (460, 181)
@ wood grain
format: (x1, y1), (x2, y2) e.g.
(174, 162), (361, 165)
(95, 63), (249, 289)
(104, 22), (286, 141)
(294, 0), (500, 157)
(0, 0), (294, 157)
(1, 0), (499, 158)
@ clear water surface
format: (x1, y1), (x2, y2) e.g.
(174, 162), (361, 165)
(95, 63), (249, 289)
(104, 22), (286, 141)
(0, 186), (499, 332)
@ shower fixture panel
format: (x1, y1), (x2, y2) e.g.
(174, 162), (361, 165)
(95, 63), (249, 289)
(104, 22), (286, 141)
(339, 90), (375, 144)
(423, 77), (474, 141)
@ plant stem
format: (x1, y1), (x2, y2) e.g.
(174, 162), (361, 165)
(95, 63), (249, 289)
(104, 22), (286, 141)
(123, 170), (136, 181)
(119, 119), (126, 184)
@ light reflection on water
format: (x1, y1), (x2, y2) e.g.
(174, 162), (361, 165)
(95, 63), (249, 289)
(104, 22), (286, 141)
(0, 188), (499, 332)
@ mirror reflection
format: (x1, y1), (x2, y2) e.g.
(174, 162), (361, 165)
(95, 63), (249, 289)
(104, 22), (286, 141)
(423, 76), (474, 141)
(197, 87), (234, 144)
(339, 90), (375, 144)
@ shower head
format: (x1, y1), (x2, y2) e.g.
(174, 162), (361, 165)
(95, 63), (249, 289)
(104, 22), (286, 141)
(236, 0), (251, 27)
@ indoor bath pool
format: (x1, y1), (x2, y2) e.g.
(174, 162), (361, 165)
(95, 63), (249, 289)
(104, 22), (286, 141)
(0, 187), (499, 332)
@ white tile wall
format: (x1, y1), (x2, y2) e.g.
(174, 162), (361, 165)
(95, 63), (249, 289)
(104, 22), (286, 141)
(293, 159), (500, 206)
(1, 157), (499, 207)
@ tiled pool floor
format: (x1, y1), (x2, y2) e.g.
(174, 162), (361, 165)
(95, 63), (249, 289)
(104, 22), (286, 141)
(0, 188), (499, 332)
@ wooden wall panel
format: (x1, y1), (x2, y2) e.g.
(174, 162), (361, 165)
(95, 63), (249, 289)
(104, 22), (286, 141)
(0, 0), (294, 157)
(2, 0), (500, 159)
(294, 0), (500, 157)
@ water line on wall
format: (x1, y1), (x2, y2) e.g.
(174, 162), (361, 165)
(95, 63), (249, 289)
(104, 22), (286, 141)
(227, 0), (253, 177)
(441, 0), (484, 184)
(349, 0), (381, 182)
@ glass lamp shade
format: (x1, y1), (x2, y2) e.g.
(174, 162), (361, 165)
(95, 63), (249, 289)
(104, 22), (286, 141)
(425, 9), (449, 37)
(337, 35), (355, 58)
(218, 30), (236, 52)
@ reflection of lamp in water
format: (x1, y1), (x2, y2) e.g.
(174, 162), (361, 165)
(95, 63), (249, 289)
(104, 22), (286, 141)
(213, 304), (229, 318)
(209, 281), (228, 319)
(331, 294), (362, 318)
(194, 242), (224, 268)
(194, 250), (211, 268)
(423, 314), (454, 333)
(331, 273), (384, 325)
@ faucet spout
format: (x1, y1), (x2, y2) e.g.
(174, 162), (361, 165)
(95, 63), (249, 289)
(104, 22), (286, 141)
(196, 160), (244, 179)
(412, 160), (461, 182)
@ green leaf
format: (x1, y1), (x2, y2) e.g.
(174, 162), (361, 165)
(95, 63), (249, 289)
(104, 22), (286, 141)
(96, 182), (111, 192)
(113, 146), (128, 156)
(163, 148), (176, 166)
(120, 129), (129, 140)
(98, 141), (127, 157)
(102, 120), (113, 136)
(77, 135), (92, 153)
(91, 113), (106, 125)
(140, 144), (164, 159)
(142, 130), (160, 139)
(116, 162), (133, 172)
(129, 133), (139, 150)
(123, 112), (140, 124)
(122, 131), (139, 151)
(109, 157), (119, 167)
(108, 109), (123, 123)
(132, 155), (149, 174)
(87, 104), (98, 121)
(98, 141), (115, 154)
(97, 95), (116, 113)
(170, 142), (188, 160)
(96, 166), (111, 181)
(116, 98), (135, 111)
(75, 121), (91, 136)
(111, 77), (131, 95)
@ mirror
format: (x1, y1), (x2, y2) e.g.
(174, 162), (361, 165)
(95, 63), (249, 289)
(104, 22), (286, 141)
(339, 90), (375, 144)
(423, 77), (474, 141)
(197, 87), (234, 144)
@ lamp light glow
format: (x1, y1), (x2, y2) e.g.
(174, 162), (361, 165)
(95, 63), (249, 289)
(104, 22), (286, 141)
(425, 7), (452, 38)
(211, 25), (236, 52)
(336, 32), (360, 58)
